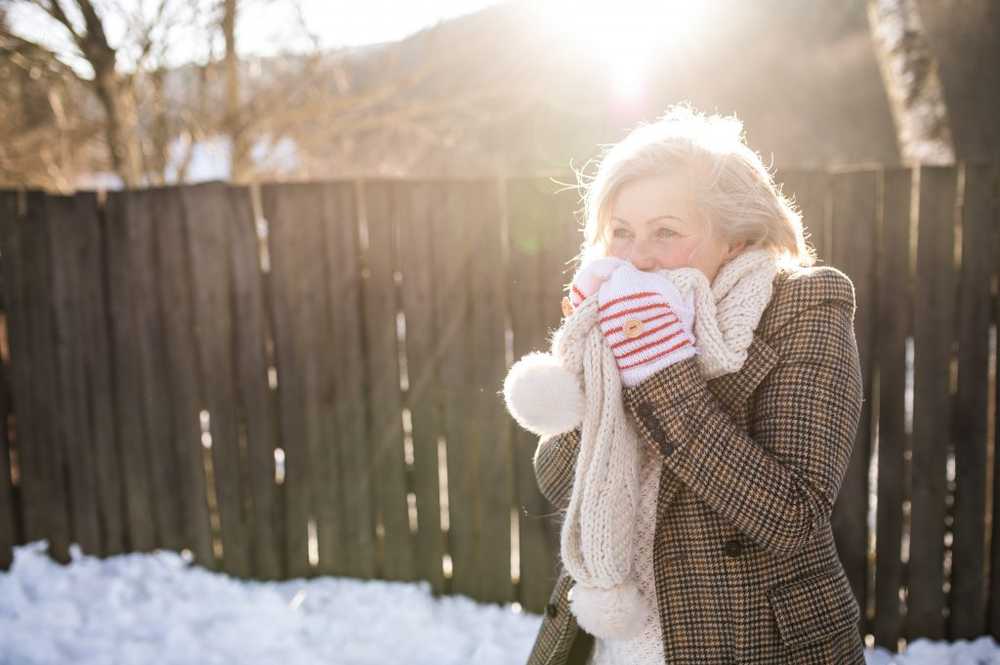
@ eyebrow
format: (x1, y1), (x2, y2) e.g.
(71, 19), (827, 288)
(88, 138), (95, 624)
(610, 215), (685, 226)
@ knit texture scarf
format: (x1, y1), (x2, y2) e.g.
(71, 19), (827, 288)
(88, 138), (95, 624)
(549, 247), (779, 640)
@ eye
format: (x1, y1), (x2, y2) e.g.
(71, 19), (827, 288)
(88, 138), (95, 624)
(611, 227), (633, 239)
(655, 227), (678, 240)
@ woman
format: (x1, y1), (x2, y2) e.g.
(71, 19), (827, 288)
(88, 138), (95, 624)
(523, 104), (865, 664)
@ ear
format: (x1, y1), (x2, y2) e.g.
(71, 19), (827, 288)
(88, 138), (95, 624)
(725, 240), (747, 260)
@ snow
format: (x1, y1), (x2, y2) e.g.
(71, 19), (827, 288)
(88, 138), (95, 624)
(1, 541), (998, 664)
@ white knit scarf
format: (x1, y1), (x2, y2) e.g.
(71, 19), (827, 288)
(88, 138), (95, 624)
(549, 248), (779, 640)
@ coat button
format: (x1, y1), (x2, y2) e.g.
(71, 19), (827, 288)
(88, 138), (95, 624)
(636, 402), (653, 418)
(723, 539), (744, 558)
(546, 602), (559, 617)
(650, 427), (667, 445)
(659, 441), (675, 456)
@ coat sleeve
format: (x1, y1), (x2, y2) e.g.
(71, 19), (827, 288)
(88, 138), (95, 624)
(621, 269), (864, 558)
(533, 427), (581, 511)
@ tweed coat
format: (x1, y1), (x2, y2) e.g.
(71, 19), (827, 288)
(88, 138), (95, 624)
(525, 265), (866, 665)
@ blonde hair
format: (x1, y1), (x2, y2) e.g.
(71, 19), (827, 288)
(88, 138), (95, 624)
(573, 103), (816, 272)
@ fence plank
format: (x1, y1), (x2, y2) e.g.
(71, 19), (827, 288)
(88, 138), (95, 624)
(506, 177), (555, 614)
(227, 185), (284, 580)
(21, 192), (73, 562)
(467, 179), (513, 604)
(262, 183), (319, 578)
(310, 183), (348, 578)
(105, 190), (159, 553)
(949, 164), (993, 637)
(264, 181), (348, 579)
(323, 182), (376, 579)
(396, 181), (445, 593)
(829, 169), (878, 632)
(908, 165), (958, 640)
(872, 167), (912, 649)
(434, 181), (480, 596)
(0, 190), (19, 569)
(181, 182), (254, 577)
(361, 180), (413, 581)
(991, 163), (1000, 643)
(0, 193), (35, 551)
(781, 169), (832, 264)
(127, 189), (186, 554)
(75, 192), (125, 557)
(150, 187), (214, 566)
(47, 194), (103, 556)
(0, 351), (13, 571)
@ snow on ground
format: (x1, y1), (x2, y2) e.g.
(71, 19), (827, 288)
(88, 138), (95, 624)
(1, 541), (998, 665)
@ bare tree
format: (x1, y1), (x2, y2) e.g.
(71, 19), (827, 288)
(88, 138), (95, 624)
(0, 0), (551, 188)
(866, 0), (956, 164)
(0, 0), (210, 188)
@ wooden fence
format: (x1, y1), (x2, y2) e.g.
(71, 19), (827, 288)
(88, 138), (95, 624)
(0, 164), (997, 651)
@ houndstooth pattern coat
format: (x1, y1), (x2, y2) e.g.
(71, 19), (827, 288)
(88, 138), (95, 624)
(526, 266), (866, 665)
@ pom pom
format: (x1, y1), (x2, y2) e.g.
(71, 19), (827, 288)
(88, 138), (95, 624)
(502, 352), (584, 437)
(569, 582), (649, 640)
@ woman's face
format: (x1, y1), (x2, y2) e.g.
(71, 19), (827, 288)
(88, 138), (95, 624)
(604, 173), (745, 284)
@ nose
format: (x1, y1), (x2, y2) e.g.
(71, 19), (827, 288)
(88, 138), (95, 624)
(627, 244), (657, 271)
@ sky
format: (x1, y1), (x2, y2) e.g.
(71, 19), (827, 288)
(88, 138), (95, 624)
(6, 0), (502, 77)
(7, 0), (714, 102)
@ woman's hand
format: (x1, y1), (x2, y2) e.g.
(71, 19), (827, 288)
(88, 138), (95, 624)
(597, 262), (697, 387)
(563, 256), (631, 316)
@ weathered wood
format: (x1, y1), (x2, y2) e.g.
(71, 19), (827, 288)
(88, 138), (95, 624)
(260, 183), (313, 578)
(78, 192), (124, 557)
(0, 190), (20, 569)
(180, 182), (252, 578)
(780, 169), (832, 264)
(310, 183), (348, 578)
(150, 186), (213, 566)
(125, 189), (186, 554)
(47, 194), (102, 556)
(949, 164), (993, 638)
(0, 354), (14, 570)
(22, 192), (73, 563)
(872, 167), (911, 649)
(0, 192), (36, 554)
(991, 163), (1000, 644)
(323, 181), (375, 579)
(105, 190), (159, 553)
(434, 180), (479, 597)
(360, 180), (413, 582)
(467, 179), (513, 604)
(908, 165), (958, 640)
(505, 176), (581, 613)
(829, 169), (878, 634)
(395, 181), (445, 593)
(226, 185), (284, 580)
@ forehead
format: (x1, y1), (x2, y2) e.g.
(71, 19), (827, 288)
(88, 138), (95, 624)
(609, 173), (696, 227)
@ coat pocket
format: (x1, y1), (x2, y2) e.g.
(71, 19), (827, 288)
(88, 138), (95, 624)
(767, 568), (861, 649)
(526, 573), (580, 665)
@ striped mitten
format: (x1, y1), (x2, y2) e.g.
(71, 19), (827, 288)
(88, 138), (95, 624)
(597, 262), (697, 387)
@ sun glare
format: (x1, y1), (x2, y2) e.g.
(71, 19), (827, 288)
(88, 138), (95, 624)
(536, 1), (709, 101)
